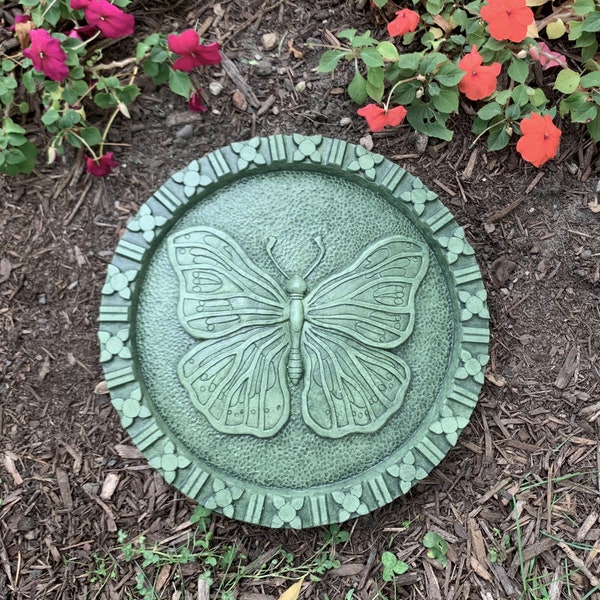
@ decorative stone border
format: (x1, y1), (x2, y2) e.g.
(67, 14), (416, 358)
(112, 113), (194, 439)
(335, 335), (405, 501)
(98, 135), (489, 528)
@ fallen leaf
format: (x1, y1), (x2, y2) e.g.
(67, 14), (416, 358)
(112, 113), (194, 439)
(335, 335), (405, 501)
(4, 451), (24, 485)
(0, 257), (12, 283)
(588, 199), (600, 213)
(432, 14), (454, 34)
(278, 577), (305, 600)
(94, 380), (109, 395)
(287, 39), (303, 59)
(100, 472), (121, 500)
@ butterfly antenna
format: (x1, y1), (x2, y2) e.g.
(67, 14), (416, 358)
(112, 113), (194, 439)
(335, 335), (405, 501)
(304, 236), (326, 279)
(266, 236), (290, 279)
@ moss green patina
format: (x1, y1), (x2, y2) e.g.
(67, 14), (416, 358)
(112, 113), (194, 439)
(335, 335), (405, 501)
(98, 135), (489, 528)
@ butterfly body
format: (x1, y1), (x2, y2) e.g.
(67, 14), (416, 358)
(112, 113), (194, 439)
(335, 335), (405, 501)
(168, 226), (429, 439)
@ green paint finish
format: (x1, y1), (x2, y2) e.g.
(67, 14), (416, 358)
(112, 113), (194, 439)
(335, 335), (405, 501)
(98, 135), (489, 528)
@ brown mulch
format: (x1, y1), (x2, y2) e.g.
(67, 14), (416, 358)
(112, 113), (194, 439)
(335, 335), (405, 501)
(1, 1), (600, 599)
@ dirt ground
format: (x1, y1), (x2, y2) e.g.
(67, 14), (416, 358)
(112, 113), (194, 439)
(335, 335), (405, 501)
(1, 1), (600, 599)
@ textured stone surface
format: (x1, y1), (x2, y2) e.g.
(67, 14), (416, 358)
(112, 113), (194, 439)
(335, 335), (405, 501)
(98, 135), (489, 528)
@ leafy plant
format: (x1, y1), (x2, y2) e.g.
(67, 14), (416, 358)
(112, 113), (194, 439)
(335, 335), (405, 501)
(381, 551), (409, 581)
(422, 531), (448, 567)
(317, 0), (600, 167)
(1, 1), (220, 176)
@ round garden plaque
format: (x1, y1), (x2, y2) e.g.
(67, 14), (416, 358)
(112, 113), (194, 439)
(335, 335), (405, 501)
(99, 135), (489, 528)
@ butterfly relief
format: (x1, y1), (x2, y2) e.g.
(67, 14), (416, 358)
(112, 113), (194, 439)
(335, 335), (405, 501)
(167, 226), (429, 439)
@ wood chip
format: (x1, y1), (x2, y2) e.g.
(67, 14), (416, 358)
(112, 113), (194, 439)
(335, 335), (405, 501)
(56, 468), (73, 510)
(329, 563), (365, 577)
(423, 561), (442, 600)
(100, 473), (121, 500)
(3, 452), (23, 485)
(94, 380), (109, 395)
(576, 512), (598, 541)
(554, 346), (579, 389)
(198, 576), (210, 600)
(232, 89), (248, 111)
(114, 444), (144, 459)
(154, 564), (171, 592)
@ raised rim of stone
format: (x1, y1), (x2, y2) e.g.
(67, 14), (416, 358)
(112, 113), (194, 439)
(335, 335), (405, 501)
(98, 134), (489, 528)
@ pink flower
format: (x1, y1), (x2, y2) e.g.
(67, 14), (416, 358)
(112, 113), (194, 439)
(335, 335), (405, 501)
(529, 41), (566, 69)
(70, 0), (134, 39)
(23, 29), (69, 82)
(86, 152), (118, 176)
(458, 45), (502, 100)
(167, 30), (221, 72)
(387, 9), (420, 37)
(10, 14), (32, 30)
(188, 90), (208, 112)
(85, 0), (134, 38)
(357, 103), (407, 132)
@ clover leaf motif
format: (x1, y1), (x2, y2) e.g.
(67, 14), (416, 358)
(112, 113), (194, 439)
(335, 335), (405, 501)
(438, 227), (475, 264)
(98, 328), (131, 362)
(458, 289), (489, 321)
(149, 441), (191, 484)
(332, 484), (369, 522)
(128, 205), (167, 243)
(172, 161), (214, 198)
(203, 478), (243, 518)
(429, 406), (470, 445)
(399, 181), (438, 216)
(387, 450), (428, 494)
(102, 264), (136, 299)
(231, 138), (267, 170)
(456, 349), (489, 385)
(112, 387), (151, 427)
(271, 496), (304, 528)
(292, 133), (323, 163)
(347, 146), (384, 181)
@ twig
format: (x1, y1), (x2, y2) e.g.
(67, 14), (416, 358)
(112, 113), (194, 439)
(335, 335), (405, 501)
(64, 180), (93, 226)
(557, 541), (600, 586)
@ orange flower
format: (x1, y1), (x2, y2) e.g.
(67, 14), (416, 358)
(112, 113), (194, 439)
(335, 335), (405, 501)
(387, 9), (420, 37)
(516, 113), (561, 167)
(458, 45), (501, 100)
(480, 0), (534, 43)
(357, 104), (407, 132)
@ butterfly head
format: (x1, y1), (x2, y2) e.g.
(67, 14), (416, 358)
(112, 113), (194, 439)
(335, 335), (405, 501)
(286, 274), (308, 296)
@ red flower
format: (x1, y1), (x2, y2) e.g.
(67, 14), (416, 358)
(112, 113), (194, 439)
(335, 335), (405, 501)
(357, 103), (407, 132)
(86, 152), (118, 176)
(480, 0), (534, 43)
(458, 45), (501, 100)
(82, 0), (134, 38)
(529, 41), (566, 70)
(188, 90), (208, 112)
(167, 30), (221, 72)
(22, 29), (69, 82)
(387, 8), (420, 37)
(516, 113), (561, 167)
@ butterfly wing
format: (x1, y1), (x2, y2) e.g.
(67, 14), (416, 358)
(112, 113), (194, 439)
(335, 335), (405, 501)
(302, 324), (409, 438)
(305, 236), (429, 348)
(179, 325), (290, 437)
(168, 226), (287, 339)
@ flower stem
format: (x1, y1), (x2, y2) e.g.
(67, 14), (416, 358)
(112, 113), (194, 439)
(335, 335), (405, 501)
(384, 75), (425, 111)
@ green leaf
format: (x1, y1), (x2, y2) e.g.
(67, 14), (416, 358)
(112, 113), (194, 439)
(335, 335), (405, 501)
(318, 50), (344, 73)
(94, 92), (117, 109)
(41, 109), (61, 126)
(435, 62), (465, 86)
(511, 84), (530, 107)
(571, 101), (597, 123)
(116, 84), (141, 105)
(432, 87), (459, 113)
(487, 126), (510, 151)
(505, 103), (522, 120)
(581, 12), (600, 32)
(587, 112), (600, 141)
(168, 70), (192, 98)
(377, 41), (399, 62)
(554, 69), (581, 93)
(0, 141), (37, 175)
(580, 71), (600, 88)
(419, 52), (447, 75)
(530, 88), (547, 107)
(397, 52), (423, 72)
(80, 127), (102, 147)
(360, 47), (384, 68)
(507, 58), (529, 84)
(373, 0), (388, 6)
(22, 70), (36, 94)
(366, 67), (385, 102)
(348, 70), (368, 104)
(58, 110), (81, 129)
(573, 0), (595, 15)
(351, 32), (376, 49)
(477, 102), (503, 120)
(2, 118), (26, 135)
(426, 0), (444, 14)
(337, 29), (357, 41)
(407, 102), (453, 141)
(495, 89), (512, 105)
